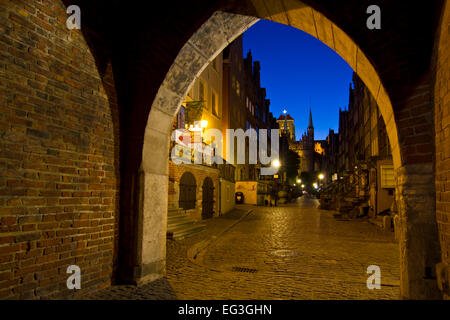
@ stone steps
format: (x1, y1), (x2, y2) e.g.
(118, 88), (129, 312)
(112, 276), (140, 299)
(168, 208), (184, 216)
(168, 224), (206, 240)
(167, 209), (206, 240)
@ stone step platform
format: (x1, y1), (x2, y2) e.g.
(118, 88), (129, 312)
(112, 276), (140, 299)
(168, 224), (206, 240)
(168, 208), (185, 216)
(167, 209), (206, 240)
(167, 215), (194, 228)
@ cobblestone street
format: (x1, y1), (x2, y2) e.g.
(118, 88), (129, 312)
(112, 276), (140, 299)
(88, 197), (400, 300)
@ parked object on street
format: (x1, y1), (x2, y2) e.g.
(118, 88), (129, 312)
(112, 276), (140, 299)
(235, 192), (244, 204)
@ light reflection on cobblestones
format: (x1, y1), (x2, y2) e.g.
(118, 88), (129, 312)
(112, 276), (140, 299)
(88, 197), (400, 300)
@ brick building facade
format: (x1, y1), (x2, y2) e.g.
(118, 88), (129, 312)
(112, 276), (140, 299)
(433, 1), (449, 298)
(0, 0), (120, 298)
(168, 161), (220, 220)
(222, 35), (277, 205)
(320, 73), (394, 219)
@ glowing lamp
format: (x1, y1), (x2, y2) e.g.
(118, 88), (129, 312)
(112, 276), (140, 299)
(272, 160), (281, 168)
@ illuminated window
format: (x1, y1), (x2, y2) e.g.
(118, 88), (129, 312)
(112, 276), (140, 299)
(380, 164), (395, 188)
(199, 81), (205, 103)
(211, 91), (218, 117)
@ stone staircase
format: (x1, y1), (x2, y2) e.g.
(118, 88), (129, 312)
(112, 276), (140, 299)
(321, 173), (371, 220)
(166, 208), (206, 240)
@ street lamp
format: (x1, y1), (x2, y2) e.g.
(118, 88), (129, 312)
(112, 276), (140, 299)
(272, 159), (281, 168)
(301, 184), (305, 188)
(318, 173), (324, 180)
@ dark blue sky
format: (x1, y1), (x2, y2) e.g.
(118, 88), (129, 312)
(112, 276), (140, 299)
(243, 20), (354, 140)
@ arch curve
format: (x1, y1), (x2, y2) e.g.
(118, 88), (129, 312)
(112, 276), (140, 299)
(137, 2), (439, 299)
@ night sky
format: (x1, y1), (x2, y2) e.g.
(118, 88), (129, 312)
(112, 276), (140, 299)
(243, 20), (354, 141)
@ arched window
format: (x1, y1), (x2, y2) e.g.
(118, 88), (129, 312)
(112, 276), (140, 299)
(179, 172), (196, 210)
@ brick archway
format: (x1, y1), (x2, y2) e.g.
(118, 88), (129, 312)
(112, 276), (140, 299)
(139, 4), (441, 299)
(0, 0), (445, 300)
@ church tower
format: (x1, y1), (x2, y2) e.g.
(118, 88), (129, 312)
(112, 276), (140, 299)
(300, 107), (315, 173)
(307, 108), (314, 141)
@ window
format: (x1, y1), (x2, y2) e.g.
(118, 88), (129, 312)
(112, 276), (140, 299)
(211, 91), (218, 117)
(176, 106), (185, 129)
(380, 164), (395, 188)
(212, 57), (217, 72)
(371, 136), (379, 157)
(199, 81), (205, 103)
(236, 80), (240, 96)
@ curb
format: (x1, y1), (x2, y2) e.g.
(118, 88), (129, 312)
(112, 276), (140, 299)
(187, 209), (253, 266)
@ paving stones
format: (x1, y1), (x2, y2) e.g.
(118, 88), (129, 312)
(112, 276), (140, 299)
(87, 199), (400, 300)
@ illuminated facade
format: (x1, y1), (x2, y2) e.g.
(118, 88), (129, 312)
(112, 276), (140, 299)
(282, 109), (325, 175)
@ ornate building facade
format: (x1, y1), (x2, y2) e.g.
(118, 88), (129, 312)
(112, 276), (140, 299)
(222, 35), (277, 205)
(320, 72), (394, 220)
(279, 110), (325, 179)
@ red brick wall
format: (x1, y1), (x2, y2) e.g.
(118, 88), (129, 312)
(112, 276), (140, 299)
(0, 0), (119, 299)
(434, 0), (450, 287)
(169, 161), (219, 220)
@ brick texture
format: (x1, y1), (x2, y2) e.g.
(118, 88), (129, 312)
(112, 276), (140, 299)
(168, 161), (219, 221)
(0, 0), (447, 300)
(0, 0), (119, 299)
(433, 0), (450, 297)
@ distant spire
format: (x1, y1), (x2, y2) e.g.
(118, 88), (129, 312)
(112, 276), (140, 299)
(308, 107), (313, 128)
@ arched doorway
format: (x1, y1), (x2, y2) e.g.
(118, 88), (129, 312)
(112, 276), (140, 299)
(202, 177), (215, 219)
(179, 172), (197, 210)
